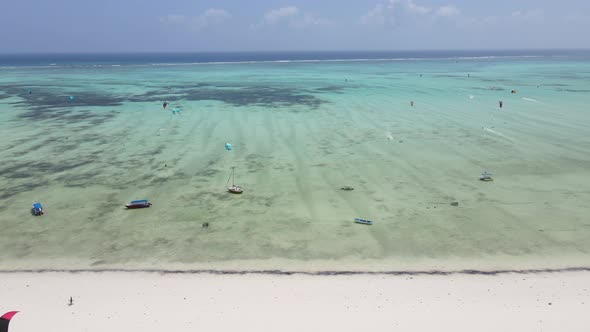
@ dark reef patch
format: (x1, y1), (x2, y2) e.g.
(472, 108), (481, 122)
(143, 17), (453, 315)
(315, 86), (347, 93)
(194, 168), (220, 178)
(0, 159), (95, 180)
(471, 86), (505, 91)
(2, 81), (326, 114)
(3, 86), (126, 111)
(0, 180), (50, 200)
(558, 89), (590, 93)
(0, 84), (122, 125)
(542, 83), (570, 87)
(128, 84), (325, 108)
(55, 170), (103, 188)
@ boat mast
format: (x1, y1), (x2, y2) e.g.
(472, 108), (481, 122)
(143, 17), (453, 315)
(226, 166), (236, 187)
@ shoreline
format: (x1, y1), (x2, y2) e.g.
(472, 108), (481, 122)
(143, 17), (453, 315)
(1, 266), (590, 276)
(2, 271), (589, 332)
(2, 252), (590, 274)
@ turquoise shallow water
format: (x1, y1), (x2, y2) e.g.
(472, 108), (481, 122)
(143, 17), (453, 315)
(1, 54), (590, 271)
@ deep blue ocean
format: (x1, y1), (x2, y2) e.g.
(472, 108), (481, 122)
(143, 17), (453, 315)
(1, 49), (589, 67)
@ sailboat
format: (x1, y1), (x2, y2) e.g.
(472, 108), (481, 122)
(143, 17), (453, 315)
(226, 166), (243, 194)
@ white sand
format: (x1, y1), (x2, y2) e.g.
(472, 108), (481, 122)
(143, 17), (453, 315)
(1, 272), (589, 332)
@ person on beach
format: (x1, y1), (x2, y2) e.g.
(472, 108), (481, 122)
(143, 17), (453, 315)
(163, 101), (168, 109)
(499, 100), (503, 108)
(410, 101), (414, 107)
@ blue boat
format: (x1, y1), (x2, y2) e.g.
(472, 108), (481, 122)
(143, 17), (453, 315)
(31, 202), (44, 216)
(354, 218), (373, 225)
(125, 199), (152, 209)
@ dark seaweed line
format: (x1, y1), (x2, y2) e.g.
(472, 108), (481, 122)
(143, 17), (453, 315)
(0, 267), (589, 276)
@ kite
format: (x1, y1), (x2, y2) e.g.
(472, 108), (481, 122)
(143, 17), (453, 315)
(1, 312), (19, 332)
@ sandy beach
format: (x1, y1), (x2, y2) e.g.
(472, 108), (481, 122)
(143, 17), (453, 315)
(1, 271), (589, 332)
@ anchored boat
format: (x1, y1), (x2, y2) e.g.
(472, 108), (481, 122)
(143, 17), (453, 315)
(31, 202), (44, 216)
(354, 218), (373, 225)
(479, 171), (493, 181)
(125, 199), (152, 209)
(226, 166), (243, 194)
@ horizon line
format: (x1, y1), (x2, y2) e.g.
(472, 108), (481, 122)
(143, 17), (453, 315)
(1, 48), (589, 56)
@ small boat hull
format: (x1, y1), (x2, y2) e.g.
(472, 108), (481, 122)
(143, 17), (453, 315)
(125, 203), (152, 209)
(125, 200), (152, 209)
(354, 218), (373, 225)
(31, 202), (44, 216)
(480, 171), (493, 181)
(227, 185), (243, 194)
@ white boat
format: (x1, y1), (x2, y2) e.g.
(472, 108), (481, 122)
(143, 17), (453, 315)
(479, 171), (493, 181)
(226, 167), (243, 194)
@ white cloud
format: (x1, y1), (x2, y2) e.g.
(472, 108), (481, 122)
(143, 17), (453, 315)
(359, 0), (459, 26)
(461, 8), (545, 29)
(406, 0), (432, 15)
(264, 6), (300, 24)
(510, 9), (544, 21)
(436, 5), (460, 17)
(159, 8), (231, 31)
(254, 6), (330, 30)
(192, 8), (231, 30)
(359, 4), (387, 25)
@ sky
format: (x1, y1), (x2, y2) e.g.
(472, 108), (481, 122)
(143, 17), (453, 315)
(0, 0), (589, 53)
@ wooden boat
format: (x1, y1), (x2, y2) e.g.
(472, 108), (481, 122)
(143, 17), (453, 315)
(479, 171), (493, 181)
(125, 199), (152, 209)
(31, 202), (44, 216)
(354, 218), (373, 225)
(226, 167), (243, 194)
